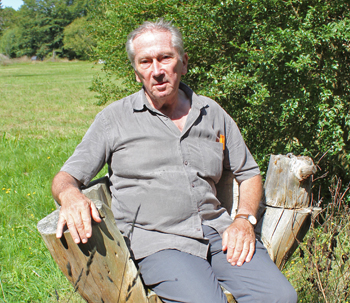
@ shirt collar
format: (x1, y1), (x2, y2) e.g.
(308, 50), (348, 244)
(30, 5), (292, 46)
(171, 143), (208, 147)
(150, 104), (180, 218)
(132, 82), (208, 113)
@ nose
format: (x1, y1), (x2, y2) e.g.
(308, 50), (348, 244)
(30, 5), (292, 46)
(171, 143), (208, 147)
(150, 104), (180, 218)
(152, 60), (163, 78)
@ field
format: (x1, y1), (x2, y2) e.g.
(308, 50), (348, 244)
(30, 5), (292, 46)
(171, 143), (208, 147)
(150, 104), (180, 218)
(0, 60), (349, 303)
(0, 60), (108, 302)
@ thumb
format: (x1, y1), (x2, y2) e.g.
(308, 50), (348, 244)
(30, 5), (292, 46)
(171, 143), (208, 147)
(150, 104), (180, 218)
(222, 231), (228, 252)
(90, 201), (102, 223)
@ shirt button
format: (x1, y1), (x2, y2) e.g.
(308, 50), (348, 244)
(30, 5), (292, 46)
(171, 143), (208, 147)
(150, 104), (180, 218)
(184, 160), (188, 165)
(191, 183), (195, 188)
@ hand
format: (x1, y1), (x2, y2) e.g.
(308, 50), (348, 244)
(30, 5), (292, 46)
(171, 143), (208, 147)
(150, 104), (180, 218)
(222, 218), (256, 266)
(56, 188), (101, 244)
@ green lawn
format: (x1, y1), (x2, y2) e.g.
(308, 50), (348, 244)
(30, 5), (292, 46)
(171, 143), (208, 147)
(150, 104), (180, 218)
(0, 60), (108, 302)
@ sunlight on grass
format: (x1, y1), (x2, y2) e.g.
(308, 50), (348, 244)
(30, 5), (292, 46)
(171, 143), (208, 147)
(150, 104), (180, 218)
(0, 61), (110, 302)
(0, 61), (104, 138)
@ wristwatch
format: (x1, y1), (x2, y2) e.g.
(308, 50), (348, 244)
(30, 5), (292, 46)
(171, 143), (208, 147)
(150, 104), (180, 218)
(234, 214), (257, 226)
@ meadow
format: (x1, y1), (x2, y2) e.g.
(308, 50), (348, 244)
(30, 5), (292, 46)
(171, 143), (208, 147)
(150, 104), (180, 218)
(0, 60), (349, 303)
(0, 59), (107, 302)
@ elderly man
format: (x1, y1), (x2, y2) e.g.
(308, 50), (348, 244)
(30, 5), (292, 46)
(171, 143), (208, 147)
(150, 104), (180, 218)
(52, 20), (297, 303)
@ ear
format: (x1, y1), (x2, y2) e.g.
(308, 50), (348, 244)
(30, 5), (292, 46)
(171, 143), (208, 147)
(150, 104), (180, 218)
(134, 70), (142, 83)
(181, 53), (189, 76)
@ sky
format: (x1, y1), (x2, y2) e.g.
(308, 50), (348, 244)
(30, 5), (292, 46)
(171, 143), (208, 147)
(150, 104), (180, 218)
(2, 0), (24, 10)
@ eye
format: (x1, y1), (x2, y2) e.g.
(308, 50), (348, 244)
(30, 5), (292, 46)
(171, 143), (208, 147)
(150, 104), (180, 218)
(160, 55), (172, 63)
(139, 59), (151, 68)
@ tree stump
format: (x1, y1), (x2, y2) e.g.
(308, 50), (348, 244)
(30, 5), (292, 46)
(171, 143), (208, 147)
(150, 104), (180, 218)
(255, 154), (321, 269)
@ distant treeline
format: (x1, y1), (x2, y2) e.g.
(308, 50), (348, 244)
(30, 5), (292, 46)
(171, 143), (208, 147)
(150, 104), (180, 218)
(0, 0), (98, 59)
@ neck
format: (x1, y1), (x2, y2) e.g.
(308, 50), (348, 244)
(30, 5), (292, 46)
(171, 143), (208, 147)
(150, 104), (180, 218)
(145, 89), (190, 119)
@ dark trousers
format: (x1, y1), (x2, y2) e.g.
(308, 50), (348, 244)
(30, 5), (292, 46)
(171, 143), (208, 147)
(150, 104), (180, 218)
(137, 225), (297, 303)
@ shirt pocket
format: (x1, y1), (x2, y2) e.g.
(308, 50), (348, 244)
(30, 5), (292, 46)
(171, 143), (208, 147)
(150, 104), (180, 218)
(199, 140), (224, 183)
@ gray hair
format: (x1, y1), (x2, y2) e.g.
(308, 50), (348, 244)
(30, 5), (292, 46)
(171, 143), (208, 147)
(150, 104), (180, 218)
(126, 19), (184, 68)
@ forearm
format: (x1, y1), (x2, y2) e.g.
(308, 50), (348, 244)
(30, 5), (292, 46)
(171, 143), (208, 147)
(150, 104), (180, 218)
(236, 174), (263, 217)
(51, 171), (82, 205)
(222, 174), (263, 266)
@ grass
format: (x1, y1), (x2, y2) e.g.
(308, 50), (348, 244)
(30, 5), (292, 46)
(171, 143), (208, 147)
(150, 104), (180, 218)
(282, 177), (350, 303)
(0, 60), (109, 302)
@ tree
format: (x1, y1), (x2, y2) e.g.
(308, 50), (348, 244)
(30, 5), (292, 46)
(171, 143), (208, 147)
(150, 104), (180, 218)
(0, 0), (99, 58)
(0, 7), (17, 36)
(89, 0), (350, 199)
(0, 26), (20, 57)
(63, 16), (95, 59)
(14, 0), (76, 57)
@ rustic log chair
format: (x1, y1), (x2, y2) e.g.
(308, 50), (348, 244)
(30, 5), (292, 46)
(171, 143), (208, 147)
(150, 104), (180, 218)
(37, 154), (321, 303)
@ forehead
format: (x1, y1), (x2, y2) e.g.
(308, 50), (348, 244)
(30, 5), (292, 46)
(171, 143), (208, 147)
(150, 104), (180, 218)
(132, 30), (177, 57)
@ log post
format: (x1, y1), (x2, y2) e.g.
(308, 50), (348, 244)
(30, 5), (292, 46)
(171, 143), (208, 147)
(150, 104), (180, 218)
(37, 181), (148, 303)
(255, 154), (321, 269)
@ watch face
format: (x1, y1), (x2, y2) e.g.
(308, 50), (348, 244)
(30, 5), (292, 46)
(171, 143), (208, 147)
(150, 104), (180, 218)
(248, 215), (257, 225)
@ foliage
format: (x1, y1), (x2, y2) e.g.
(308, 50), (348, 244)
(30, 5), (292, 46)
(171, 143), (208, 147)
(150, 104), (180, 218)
(0, 7), (17, 35)
(89, 0), (350, 199)
(63, 17), (95, 60)
(0, 26), (20, 57)
(283, 177), (350, 302)
(0, 0), (99, 58)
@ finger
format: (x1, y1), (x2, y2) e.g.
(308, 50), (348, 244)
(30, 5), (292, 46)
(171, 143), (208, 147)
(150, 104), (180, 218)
(82, 208), (92, 240)
(67, 212), (85, 244)
(245, 240), (256, 263)
(229, 237), (243, 266)
(90, 201), (102, 224)
(226, 237), (237, 264)
(56, 214), (66, 238)
(222, 231), (228, 252)
(236, 240), (250, 266)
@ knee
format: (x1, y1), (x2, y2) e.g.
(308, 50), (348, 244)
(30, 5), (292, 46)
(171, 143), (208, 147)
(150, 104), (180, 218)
(279, 285), (298, 303)
(261, 281), (298, 303)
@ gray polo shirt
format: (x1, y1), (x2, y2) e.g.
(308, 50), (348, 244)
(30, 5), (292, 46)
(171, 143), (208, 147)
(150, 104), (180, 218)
(61, 82), (260, 260)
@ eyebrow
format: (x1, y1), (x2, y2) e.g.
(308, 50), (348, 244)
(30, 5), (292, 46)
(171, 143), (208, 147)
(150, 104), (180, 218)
(137, 51), (176, 60)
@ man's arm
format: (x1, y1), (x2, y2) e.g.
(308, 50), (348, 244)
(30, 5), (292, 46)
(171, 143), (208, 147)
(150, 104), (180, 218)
(222, 174), (263, 266)
(52, 171), (101, 244)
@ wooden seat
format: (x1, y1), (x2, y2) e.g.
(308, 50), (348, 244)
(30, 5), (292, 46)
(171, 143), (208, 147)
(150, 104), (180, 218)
(38, 154), (321, 302)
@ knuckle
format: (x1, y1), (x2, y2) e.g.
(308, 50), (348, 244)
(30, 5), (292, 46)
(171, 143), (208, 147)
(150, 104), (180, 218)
(75, 222), (84, 230)
(235, 246), (243, 253)
(66, 221), (75, 229)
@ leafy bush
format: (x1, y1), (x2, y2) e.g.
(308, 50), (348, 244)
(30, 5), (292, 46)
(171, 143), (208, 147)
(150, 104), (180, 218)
(63, 17), (95, 60)
(89, 0), (350, 199)
(0, 26), (20, 57)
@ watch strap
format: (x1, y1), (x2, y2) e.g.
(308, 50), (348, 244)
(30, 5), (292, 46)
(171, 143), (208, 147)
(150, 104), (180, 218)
(234, 214), (257, 226)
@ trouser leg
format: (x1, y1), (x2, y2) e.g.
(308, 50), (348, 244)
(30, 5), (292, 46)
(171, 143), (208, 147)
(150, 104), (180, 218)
(137, 249), (228, 303)
(203, 225), (298, 303)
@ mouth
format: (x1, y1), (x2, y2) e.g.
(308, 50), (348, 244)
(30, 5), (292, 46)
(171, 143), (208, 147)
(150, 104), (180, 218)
(153, 82), (167, 89)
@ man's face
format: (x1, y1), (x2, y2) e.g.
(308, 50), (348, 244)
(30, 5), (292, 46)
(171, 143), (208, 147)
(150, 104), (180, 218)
(133, 30), (188, 106)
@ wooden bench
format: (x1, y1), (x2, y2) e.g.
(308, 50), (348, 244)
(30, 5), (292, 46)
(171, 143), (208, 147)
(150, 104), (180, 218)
(37, 154), (321, 302)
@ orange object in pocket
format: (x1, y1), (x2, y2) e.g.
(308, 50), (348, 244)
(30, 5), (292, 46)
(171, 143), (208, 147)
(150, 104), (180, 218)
(219, 134), (225, 150)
